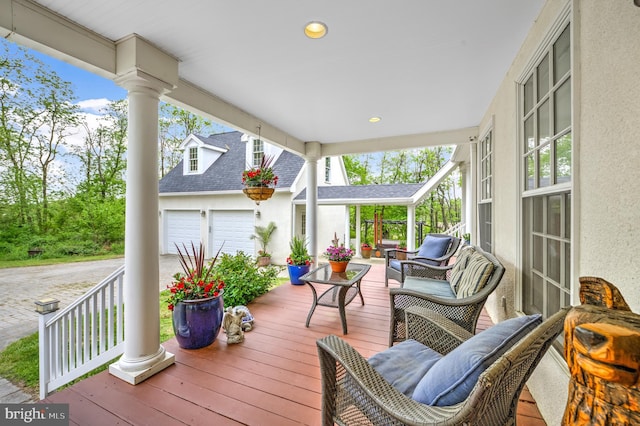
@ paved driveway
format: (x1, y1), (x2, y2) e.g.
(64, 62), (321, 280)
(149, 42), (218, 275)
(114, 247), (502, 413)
(0, 255), (180, 351)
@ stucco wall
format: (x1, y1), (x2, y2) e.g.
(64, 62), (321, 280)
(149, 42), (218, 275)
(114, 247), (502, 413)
(475, 0), (640, 423)
(577, 0), (640, 311)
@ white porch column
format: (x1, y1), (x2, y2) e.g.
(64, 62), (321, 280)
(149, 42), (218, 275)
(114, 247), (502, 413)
(355, 205), (362, 255)
(305, 142), (321, 260)
(460, 163), (469, 234)
(407, 205), (416, 251)
(109, 36), (178, 384)
(469, 142), (478, 241)
(344, 206), (351, 249)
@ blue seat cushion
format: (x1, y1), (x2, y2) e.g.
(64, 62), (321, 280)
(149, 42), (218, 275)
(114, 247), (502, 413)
(412, 314), (542, 406)
(416, 235), (452, 259)
(390, 258), (439, 273)
(368, 339), (442, 397)
(402, 277), (456, 299)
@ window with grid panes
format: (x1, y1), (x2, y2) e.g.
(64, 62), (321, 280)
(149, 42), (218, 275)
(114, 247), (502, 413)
(301, 214), (306, 236)
(479, 130), (493, 253)
(252, 138), (264, 167)
(521, 23), (571, 322)
(325, 157), (331, 183)
(188, 147), (198, 172)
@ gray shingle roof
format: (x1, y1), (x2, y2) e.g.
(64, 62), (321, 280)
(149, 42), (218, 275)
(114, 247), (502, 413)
(159, 131), (304, 193)
(294, 183), (425, 201)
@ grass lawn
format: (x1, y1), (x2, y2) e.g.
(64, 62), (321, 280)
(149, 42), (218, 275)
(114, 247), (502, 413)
(0, 253), (123, 269)
(0, 277), (290, 400)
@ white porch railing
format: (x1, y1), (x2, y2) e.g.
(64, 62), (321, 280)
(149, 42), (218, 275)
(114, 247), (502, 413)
(445, 222), (466, 238)
(38, 265), (125, 399)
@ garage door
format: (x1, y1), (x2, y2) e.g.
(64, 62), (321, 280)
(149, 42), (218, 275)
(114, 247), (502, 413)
(210, 210), (255, 256)
(166, 210), (201, 254)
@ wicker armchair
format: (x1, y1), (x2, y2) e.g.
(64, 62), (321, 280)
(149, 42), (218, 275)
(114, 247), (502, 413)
(389, 246), (504, 345)
(316, 307), (569, 426)
(385, 234), (461, 287)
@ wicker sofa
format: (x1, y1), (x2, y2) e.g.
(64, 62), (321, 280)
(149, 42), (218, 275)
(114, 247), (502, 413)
(389, 245), (504, 346)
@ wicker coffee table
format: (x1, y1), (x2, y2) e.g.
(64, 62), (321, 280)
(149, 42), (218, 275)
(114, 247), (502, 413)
(300, 262), (371, 334)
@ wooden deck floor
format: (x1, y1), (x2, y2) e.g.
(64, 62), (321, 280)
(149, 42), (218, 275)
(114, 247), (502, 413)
(43, 263), (545, 425)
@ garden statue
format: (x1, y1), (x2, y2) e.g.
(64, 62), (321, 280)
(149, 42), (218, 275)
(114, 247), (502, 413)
(562, 276), (640, 425)
(223, 307), (247, 344)
(234, 305), (255, 331)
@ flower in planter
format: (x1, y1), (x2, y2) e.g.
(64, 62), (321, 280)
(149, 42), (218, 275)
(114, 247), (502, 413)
(242, 154), (279, 188)
(287, 235), (313, 266)
(361, 242), (372, 249)
(166, 242), (225, 311)
(324, 234), (355, 262)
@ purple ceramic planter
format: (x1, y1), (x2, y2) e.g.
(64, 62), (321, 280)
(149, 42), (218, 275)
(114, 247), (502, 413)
(172, 293), (224, 349)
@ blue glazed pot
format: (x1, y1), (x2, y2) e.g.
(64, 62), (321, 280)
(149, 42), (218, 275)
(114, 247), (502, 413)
(288, 264), (310, 285)
(172, 293), (224, 349)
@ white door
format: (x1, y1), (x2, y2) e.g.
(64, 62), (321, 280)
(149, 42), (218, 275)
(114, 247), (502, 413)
(210, 210), (255, 256)
(166, 210), (201, 254)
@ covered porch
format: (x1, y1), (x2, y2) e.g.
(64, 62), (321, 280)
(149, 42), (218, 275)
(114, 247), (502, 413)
(43, 263), (545, 425)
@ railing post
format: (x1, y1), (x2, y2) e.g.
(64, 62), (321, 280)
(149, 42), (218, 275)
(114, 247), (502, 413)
(36, 298), (60, 400)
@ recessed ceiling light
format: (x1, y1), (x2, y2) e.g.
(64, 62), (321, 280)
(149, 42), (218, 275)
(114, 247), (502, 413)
(369, 116), (382, 123)
(304, 21), (328, 39)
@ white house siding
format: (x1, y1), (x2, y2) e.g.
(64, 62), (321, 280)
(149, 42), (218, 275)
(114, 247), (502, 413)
(160, 192), (303, 263)
(477, 1), (640, 423)
(164, 210), (201, 254)
(210, 210), (255, 256)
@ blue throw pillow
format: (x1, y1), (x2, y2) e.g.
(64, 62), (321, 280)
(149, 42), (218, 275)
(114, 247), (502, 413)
(417, 236), (452, 259)
(412, 314), (542, 406)
(369, 339), (442, 397)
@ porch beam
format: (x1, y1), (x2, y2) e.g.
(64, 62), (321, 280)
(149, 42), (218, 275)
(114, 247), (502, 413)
(0, 0), (116, 78)
(321, 126), (479, 156)
(165, 80), (306, 155)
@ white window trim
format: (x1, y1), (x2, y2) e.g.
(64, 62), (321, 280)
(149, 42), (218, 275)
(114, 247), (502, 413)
(477, 119), (494, 253)
(188, 146), (198, 173)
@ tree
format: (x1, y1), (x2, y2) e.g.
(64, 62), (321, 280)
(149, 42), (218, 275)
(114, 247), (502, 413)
(0, 43), (80, 232)
(344, 146), (460, 244)
(74, 100), (128, 199)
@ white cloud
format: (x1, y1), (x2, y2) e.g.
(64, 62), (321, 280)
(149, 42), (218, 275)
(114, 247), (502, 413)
(77, 98), (112, 114)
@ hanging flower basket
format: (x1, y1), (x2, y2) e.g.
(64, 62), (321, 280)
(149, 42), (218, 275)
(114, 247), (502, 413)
(243, 187), (275, 202)
(242, 153), (278, 204)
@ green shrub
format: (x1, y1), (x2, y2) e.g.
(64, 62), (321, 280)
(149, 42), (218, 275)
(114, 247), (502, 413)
(212, 251), (282, 308)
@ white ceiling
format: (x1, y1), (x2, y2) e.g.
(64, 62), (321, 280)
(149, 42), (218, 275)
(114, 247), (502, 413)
(26, 0), (544, 152)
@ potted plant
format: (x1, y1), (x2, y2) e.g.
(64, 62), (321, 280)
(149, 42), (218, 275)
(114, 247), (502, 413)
(324, 235), (355, 273)
(287, 235), (313, 285)
(251, 221), (277, 266)
(167, 242), (225, 349)
(360, 241), (372, 259)
(396, 241), (408, 260)
(462, 233), (471, 245)
(242, 154), (278, 203)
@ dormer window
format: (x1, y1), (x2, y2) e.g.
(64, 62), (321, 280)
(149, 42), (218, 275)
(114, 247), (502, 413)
(188, 147), (198, 172)
(252, 138), (264, 167)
